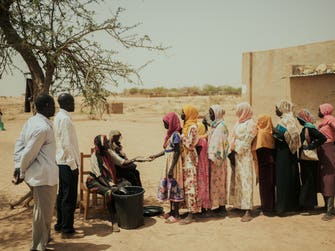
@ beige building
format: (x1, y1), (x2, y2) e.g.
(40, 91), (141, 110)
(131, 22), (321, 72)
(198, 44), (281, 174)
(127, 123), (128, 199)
(242, 40), (335, 118)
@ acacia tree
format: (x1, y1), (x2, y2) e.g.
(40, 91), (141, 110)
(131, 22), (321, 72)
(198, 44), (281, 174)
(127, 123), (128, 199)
(0, 0), (164, 113)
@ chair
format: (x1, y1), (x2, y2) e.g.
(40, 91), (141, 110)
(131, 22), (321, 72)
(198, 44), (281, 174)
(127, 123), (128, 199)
(79, 151), (106, 220)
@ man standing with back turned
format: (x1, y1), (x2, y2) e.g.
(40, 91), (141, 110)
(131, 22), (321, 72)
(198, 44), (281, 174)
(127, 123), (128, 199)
(53, 93), (82, 238)
(14, 93), (58, 251)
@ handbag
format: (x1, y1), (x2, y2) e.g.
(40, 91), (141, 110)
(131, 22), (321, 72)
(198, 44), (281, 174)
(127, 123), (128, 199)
(300, 128), (318, 161)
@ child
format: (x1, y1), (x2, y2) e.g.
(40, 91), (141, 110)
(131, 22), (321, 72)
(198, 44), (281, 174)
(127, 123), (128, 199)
(150, 112), (184, 223)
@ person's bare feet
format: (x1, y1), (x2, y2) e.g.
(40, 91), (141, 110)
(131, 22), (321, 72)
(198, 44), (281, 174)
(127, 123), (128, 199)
(241, 210), (252, 222)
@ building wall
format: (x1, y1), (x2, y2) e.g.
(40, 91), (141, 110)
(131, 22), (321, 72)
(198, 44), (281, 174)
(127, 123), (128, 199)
(242, 40), (335, 118)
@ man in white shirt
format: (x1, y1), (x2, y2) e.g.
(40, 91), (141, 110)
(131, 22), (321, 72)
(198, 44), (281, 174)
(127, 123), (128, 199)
(14, 93), (58, 251)
(53, 93), (81, 238)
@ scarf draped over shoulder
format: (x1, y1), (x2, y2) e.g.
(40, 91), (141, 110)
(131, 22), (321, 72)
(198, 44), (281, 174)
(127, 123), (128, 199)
(208, 104), (229, 164)
(93, 134), (118, 184)
(277, 100), (301, 154)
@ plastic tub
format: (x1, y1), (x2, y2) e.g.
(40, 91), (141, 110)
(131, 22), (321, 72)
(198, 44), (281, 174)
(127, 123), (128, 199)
(112, 186), (145, 229)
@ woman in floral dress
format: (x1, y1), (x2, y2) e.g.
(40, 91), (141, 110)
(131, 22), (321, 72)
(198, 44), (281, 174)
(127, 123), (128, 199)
(208, 104), (229, 216)
(151, 112), (185, 223)
(229, 102), (257, 222)
(180, 104), (200, 224)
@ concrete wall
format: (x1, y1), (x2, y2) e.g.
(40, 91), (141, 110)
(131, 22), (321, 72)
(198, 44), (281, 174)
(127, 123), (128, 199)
(242, 40), (335, 119)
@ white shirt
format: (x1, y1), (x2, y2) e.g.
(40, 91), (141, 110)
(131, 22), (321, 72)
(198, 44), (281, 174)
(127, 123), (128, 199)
(54, 109), (80, 170)
(14, 113), (59, 186)
(108, 149), (125, 166)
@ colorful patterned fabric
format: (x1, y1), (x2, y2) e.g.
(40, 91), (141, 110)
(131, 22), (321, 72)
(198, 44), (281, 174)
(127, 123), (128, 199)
(229, 117), (257, 210)
(196, 137), (211, 209)
(297, 108), (316, 124)
(163, 112), (181, 149)
(158, 132), (184, 202)
(276, 100), (301, 154)
(236, 102), (253, 123)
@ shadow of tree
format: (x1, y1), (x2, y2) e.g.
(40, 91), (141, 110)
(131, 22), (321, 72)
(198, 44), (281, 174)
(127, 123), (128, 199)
(0, 208), (32, 249)
(48, 242), (111, 251)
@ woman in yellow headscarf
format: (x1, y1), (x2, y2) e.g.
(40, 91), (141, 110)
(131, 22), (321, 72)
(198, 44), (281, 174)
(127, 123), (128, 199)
(180, 104), (200, 224)
(254, 114), (276, 214)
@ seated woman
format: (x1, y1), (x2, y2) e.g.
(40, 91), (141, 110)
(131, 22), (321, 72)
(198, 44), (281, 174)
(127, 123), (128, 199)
(108, 130), (142, 187)
(86, 134), (130, 232)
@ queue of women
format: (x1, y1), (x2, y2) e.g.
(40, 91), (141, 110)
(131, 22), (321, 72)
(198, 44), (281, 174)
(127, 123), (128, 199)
(149, 99), (335, 224)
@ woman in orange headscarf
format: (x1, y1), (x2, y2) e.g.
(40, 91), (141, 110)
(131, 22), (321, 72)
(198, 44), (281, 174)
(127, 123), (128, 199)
(254, 114), (276, 214)
(180, 104), (200, 224)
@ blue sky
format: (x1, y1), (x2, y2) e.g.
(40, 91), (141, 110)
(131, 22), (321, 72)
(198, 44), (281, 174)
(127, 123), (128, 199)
(1, 0), (335, 96)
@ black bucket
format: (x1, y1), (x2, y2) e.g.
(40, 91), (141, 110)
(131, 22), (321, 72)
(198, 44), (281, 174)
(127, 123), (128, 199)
(112, 186), (145, 229)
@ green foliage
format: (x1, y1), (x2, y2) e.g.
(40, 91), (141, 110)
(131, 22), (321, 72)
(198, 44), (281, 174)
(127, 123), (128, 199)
(122, 84), (241, 97)
(0, 0), (166, 119)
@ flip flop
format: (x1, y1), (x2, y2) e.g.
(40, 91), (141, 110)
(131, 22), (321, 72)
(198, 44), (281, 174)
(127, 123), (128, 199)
(162, 212), (171, 219)
(165, 216), (180, 224)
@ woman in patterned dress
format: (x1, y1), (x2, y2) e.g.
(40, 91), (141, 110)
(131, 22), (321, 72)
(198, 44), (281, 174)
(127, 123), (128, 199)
(207, 104), (229, 216)
(229, 102), (258, 222)
(180, 104), (201, 224)
(150, 112), (184, 223)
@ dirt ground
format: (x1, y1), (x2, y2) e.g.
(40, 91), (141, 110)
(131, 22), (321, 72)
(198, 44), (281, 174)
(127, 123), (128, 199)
(0, 95), (334, 251)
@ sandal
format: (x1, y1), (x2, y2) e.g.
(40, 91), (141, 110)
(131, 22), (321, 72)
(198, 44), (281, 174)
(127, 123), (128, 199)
(162, 212), (171, 219)
(165, 216), (180, 224)
(179, 214), (195, 225)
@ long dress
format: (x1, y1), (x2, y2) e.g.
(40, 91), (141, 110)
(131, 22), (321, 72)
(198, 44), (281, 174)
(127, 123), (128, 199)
(196, 137), (211, 209)
(182, 124), (200, 213)
(274, 135), (300, 214)
(157, 132), (184, 202)
(318, 143), (335, 197)
(208, 120), (229, 209)
(299, 127), (326, 209)
(229, 119), (257, 210)
(256, 148), (275, 212)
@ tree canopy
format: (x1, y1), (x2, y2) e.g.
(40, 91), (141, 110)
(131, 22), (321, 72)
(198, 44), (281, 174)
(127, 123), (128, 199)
(0, 0), (165, 103)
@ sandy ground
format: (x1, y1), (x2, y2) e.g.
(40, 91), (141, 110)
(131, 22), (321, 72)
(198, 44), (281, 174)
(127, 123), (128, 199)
(0, 95), (334, 251)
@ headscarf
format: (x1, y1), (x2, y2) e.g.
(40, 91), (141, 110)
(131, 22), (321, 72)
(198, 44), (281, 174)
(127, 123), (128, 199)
(108, 130), (121, 142)
(255, 114), (275, 150)
(318, 103), (335, 142)
(182, 104), (199, 136)
(236, 102), (253, 123)
(210, 104), (225, 126)
(163, 112), (181, 148)
(94, 135), (118, 184)
(208, 104), (229, 163)
(319, 103), (334, 116)
(297, 109), (316, 129)
(231, 102), (253, 150)
(276, 100), (301, 154)
(197, 121), (207, 138)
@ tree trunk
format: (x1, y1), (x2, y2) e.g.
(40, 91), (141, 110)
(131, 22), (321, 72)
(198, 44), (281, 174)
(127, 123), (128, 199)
(0, 0), (48, 103)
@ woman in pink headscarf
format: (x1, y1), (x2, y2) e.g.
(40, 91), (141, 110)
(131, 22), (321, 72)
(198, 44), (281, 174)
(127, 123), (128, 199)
(317, 103), (335, 221)
(229, 102), (257, 222)
(150, 112), (184, 223)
